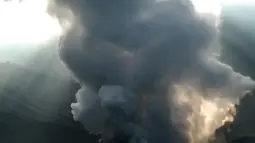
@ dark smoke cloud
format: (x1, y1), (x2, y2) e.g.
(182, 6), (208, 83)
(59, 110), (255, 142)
(48, 0), (255, 142)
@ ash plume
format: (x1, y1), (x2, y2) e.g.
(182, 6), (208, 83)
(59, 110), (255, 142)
(48, 0), (255, 142)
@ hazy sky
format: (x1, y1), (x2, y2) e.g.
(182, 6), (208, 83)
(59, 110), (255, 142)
(0, 0), (254, 46)
(0, 0), (60, 45)
(192, 0), (255, 15)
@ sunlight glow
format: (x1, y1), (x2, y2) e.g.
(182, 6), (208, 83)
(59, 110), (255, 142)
(192, 0), (255, 16)
(172, 84), (234, 143)
(0, 0), (61, 45)
(192, 0), (222, 16)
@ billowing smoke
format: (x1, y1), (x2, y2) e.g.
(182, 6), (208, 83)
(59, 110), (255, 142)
(172, 84), (235, 143)
(48, 0), (255, 142)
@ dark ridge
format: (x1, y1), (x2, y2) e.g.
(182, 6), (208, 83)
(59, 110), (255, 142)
(212, 89), (255, 143)
(229, 136), (255, 143)
(0, 112), (99, 143)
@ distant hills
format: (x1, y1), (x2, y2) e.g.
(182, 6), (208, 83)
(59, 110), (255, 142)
(0, 39), (80, 127)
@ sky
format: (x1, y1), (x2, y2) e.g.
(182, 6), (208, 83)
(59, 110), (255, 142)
(0, 0), (254, 45)
(192, 0), (255, 15)
(0, 0), (60, 45)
